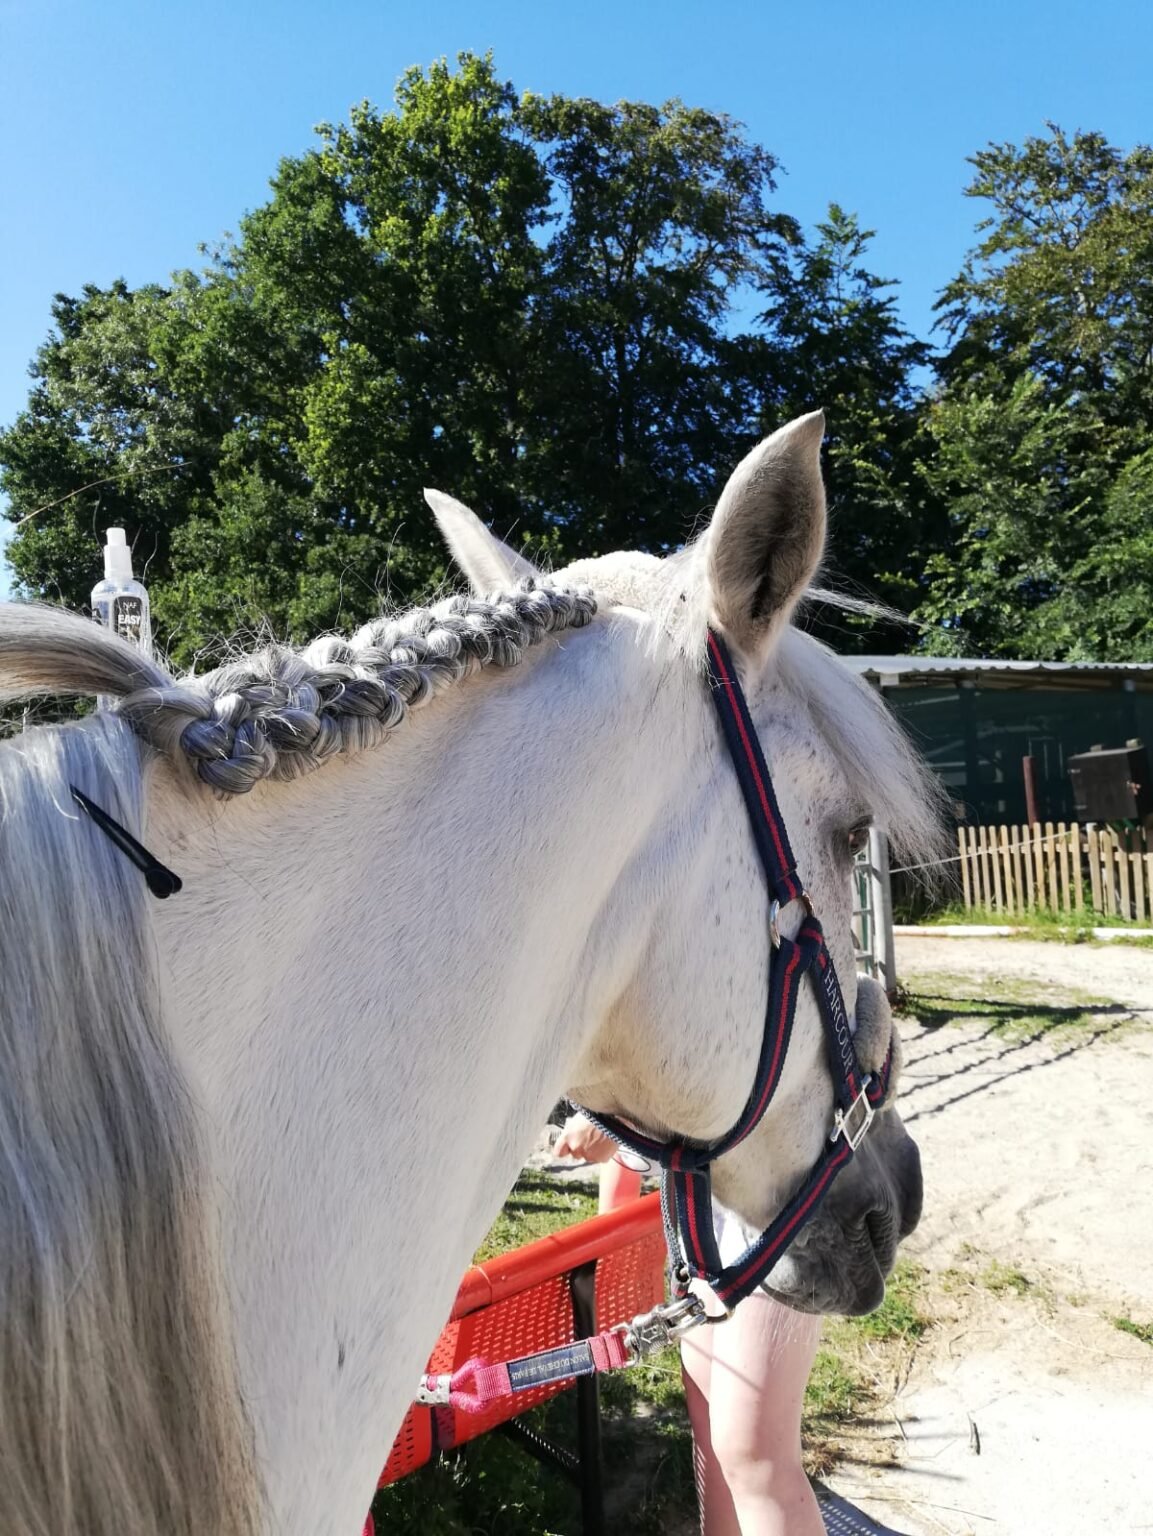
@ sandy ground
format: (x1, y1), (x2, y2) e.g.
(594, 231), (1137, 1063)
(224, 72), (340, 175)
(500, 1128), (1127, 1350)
(823, 937), (1153, 1536)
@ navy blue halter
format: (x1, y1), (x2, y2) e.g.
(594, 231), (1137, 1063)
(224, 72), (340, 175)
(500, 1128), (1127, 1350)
(577, 629), (893, 1311)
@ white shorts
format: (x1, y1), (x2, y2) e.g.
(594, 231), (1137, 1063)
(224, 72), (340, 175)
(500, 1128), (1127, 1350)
(711, 1202), (755, 1268)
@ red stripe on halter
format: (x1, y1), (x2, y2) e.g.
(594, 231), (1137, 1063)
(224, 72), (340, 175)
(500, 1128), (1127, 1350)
(706, 633), (794, 886)
(718, 1139), (854, 1303)
(729, 938), (801, 1149)
(683, 1177), (706, 1268)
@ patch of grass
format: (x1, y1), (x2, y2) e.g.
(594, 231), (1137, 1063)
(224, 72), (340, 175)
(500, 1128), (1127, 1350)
(897, 971), (1119, 1042)
(939, 1266), (971, 1295)
(804, 1347), (868, 1423)
(916, 901), (1090, 937)
(1111, 1315), (1153, 1346)
(472, 1170), (597, 1262)
(842, 1259), (929, 1344)
(980, 1260), (1034, 1297)
(910, 900), (1153, 945)
(800, 1260), (931, 1476)
(938, 1246), (1059, 1309)
(601, 1346), (696, 1534)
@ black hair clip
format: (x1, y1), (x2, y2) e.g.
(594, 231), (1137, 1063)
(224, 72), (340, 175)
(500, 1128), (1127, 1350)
(70, 785), (183, 899)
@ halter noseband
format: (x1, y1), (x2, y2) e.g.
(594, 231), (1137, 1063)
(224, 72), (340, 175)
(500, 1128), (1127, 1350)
(576, 629), (893, 1313)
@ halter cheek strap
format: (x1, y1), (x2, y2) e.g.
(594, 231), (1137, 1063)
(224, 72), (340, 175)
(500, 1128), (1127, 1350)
(576, 629), (893, 1311)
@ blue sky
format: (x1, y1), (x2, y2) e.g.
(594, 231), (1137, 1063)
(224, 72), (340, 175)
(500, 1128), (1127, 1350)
(3, 0), (1152, 595)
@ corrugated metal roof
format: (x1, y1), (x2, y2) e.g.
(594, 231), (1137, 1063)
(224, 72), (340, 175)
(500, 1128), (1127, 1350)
(843, 655), (1153, 688)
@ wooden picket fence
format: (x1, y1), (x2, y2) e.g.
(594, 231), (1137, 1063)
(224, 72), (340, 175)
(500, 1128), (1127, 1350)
(956, 822), (1153, 923)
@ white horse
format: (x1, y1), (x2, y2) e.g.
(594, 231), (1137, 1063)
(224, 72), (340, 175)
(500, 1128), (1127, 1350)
(0, 413), (940, 1536)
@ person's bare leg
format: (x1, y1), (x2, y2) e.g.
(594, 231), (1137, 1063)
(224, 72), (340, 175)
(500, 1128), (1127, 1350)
(683, 1295), (824, 1535)
(682, 1323), (741, 1536)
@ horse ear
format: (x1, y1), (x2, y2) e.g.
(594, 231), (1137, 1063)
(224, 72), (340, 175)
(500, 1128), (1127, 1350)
(705, 411), (826, 657)
(424, 489), (538, 594)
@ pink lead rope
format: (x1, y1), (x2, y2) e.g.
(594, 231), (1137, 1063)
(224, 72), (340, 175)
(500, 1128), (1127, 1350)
(417, 1325), (633, 1414)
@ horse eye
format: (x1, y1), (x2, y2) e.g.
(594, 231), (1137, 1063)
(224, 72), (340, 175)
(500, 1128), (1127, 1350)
(847, 823), (871, 856)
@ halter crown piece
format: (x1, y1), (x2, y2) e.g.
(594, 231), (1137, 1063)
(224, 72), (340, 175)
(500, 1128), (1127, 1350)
(576, 629), (894, 1312)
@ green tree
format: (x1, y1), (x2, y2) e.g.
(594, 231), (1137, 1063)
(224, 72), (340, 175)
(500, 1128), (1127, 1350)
(918, 125), (1153, 658)
(2, 56), (808, 664)
(3, 56), (556, 663)
(758, 204), (932, 648)
(518, 91), (796, 552)
(0, 278), (226, 611)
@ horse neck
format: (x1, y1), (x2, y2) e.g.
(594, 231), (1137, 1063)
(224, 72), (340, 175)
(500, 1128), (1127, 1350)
(147, 616), (695, 1534)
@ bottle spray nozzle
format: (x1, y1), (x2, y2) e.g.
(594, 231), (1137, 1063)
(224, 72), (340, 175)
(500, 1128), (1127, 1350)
(103, 527), (134, 583)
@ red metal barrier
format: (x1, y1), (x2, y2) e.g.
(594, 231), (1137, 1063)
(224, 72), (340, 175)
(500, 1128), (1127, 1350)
(377, 1191), (666, 1485)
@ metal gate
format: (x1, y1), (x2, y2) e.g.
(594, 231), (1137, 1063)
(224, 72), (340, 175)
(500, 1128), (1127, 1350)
(852, 829), (896, 997)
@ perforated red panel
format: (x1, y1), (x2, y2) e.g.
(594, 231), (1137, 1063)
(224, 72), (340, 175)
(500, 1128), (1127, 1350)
(377, 1197), (666, 1486)
(596, 1225), (667, 1326)
(377, 1401), (432, 1484)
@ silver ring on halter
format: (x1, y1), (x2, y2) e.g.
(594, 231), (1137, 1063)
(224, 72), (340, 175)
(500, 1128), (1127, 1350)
(769, 890), (814, 949)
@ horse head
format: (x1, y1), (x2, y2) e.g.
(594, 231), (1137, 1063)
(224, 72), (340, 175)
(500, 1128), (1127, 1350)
(429, 411), (938, 1316)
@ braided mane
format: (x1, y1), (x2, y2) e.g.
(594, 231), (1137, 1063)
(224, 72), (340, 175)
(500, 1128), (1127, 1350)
(0, 580), (595, 795)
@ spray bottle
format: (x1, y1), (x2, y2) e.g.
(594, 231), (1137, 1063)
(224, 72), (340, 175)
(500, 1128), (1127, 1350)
(91, 528), (152, 657)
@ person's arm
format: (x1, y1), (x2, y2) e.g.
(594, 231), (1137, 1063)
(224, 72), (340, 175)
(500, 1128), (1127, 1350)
(554, 1111), (618, 1163)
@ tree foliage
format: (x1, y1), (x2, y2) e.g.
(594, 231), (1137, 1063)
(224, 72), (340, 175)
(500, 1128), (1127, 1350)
(760, 204), (935, 648)
(917, 125), (1153, 658)
(4, 76), (1152, 666)
(1, 57), (804, 664)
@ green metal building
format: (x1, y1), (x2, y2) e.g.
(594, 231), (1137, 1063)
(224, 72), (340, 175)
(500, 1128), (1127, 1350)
(845, 656), (1153, 825)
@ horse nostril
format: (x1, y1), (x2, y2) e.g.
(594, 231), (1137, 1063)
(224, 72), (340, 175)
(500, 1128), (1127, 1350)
(865, 1206), (895, 1268)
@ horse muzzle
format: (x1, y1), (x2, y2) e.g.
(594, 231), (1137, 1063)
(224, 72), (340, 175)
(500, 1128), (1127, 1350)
(761, 1106), (923, 1316)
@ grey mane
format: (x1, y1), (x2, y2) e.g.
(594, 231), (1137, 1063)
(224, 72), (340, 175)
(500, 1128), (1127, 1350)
(0, 580), (596, 796)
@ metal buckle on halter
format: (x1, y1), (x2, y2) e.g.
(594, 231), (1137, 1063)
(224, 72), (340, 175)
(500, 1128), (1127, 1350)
(618, 1295), (713, 1361)
(769, 890), (815, 949)
(830, 1077), (875, 1152)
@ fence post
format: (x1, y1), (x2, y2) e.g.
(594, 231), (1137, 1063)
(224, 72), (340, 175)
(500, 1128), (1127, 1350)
(1021, 824), (1034, 909)
(1070, 823), (1082, 911)
(1042, 821), (1055, 910)
(979, 827), (992, 911)
(959, 827), (971, 910)
(991, 825), (1004, 913)
(1133, 838), (1147, 924)
(1087, 826), (1101, 913)
(1101, 830), (1116, 916)
(1032, 824), (1047, 911)
(1000, 825), (1015, 915)
(1012, 823), (1026, 911)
